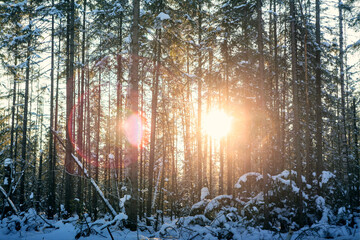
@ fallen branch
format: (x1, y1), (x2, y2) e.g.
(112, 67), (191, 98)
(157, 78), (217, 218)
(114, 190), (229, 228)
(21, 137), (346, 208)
(37, 213), (58, 229)
(0, 186), (18, 214)
(99, 213), (127, 230)
(52, 129), (117, 218)
(107, 227), (114, 240)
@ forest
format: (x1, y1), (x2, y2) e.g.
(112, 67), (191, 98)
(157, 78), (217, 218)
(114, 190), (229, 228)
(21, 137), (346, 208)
(0, 0), (359, 239)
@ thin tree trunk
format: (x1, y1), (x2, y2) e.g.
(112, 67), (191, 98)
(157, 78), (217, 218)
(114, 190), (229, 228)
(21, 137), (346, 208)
(315, 0), (323, 189)
(115, 11), (123, 194)
(6, 46), (18, 205)
(9, 48), (17, 162)
(257, 0), (269, 229)
(36, 151), (43, 211)
(197, 2), (203, 198)
(290, 0), (303, 226)
(273, 0), (281, 173)
(299, 0), (313, 188)
(352, 98), (359, 205)
(47, 0), (56, 219)
(185, 45), (193, 202)
(20, 3), (32, 209)
(338, 0), (351, 209)
(92, 70), (101, 219)
(76, 0), (87, 216)
(147, 28), (161, 222)
(224, 27), (232, 196)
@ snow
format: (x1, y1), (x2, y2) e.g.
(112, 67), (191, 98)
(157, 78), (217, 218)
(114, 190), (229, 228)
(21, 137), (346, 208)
(90, 178), (117, 217)
(94, 56), (110, 68)
(124, 35), (131, 44)
(3, 177), (8, 185)
(114, 213), (127, 221)
(71, 154), (88, 177)
(320, 170), (335, 187)
(157, 12), (170, 21)
(338, 207), (346, 215)
(347, 39), (360, 49)
(204, 195), (232, 216)
(4, 158), (12, 167)
(0, 211), (358, 240)
(234, 4), (247, 9)
(190, 200), (208, 213)
(272, 170), (300, 193)
(119, 194), (131, 212)
(200, 187), (209, 200)
(235, 172), (262, 188)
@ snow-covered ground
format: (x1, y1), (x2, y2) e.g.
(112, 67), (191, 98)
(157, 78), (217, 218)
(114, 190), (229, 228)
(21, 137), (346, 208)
(0, 210), (359, 240)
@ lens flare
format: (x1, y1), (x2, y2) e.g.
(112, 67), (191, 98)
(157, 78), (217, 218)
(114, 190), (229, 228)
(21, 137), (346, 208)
(123, 112), (146, 147)
(203, 109), (232, 139)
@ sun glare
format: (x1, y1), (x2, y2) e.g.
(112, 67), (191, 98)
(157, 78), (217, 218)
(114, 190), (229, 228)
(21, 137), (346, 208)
(203, 110), (232, 140)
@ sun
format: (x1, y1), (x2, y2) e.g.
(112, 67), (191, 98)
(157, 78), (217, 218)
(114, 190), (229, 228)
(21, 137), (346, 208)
(203, 109), (232, 140)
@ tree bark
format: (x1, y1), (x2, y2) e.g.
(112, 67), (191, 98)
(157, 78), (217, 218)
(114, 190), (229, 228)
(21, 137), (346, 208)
(338, 0), (351, 208)
(47, 0), (56, 219)
(147, 28), (161, 222)
(65, 0), (75, 215)
(197, 2), (203, 198)
(20, 2), (32, 209)
(256, 0), (269, 229)
(125, 0), (140, 230)
(290, 0), (303, 226)
(315, 0), (323, 189)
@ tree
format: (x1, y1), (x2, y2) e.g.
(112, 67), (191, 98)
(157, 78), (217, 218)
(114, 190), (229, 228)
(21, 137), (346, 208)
(147, 3), (162, 222)
(125, 0), (140, 231)
(315, 0), (323, 189)
(65, 0), (76, 216)
(47, 0), (56, 219)
(290, 0), (303, 225)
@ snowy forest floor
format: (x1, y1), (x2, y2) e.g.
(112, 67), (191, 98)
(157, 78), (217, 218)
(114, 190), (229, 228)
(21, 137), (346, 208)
(0, 209), (359, 240)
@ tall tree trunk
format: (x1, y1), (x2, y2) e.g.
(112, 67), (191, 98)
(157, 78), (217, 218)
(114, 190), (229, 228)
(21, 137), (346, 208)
(54, 20), (61, 215)
(315, 0), (323, 189)
(219, 139), (224, 195)
(338, 0), (350, 209)
(20, 2), (32, 209)
(76, 0), (87, 216)
(86, 57), (92, 215)
(290, 0), (303, 226)
(147, 28), (161, 222)
(47, 0), (56, 219)
(139, 79), (145, 219)
(36, 151), (43, 211)
(126, 0), (140, 230)
(185, 45), (193, 202)
(9, 48), (17, 163)
(256, 0), (269, 229)
(116, 11), (123, 193)
(219, 75), (224, 195)
(208, 49), (213, 196)
(92, 70), (101, 219)
(65, 0), (75, 215)
(197, 2), (203, 198)
(224, 27), (232, 196)
(273, 0), (281, 173)
(7, 46), (18, 203)
(352, 98), (359, 205)
(299, 0), (313, 188)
